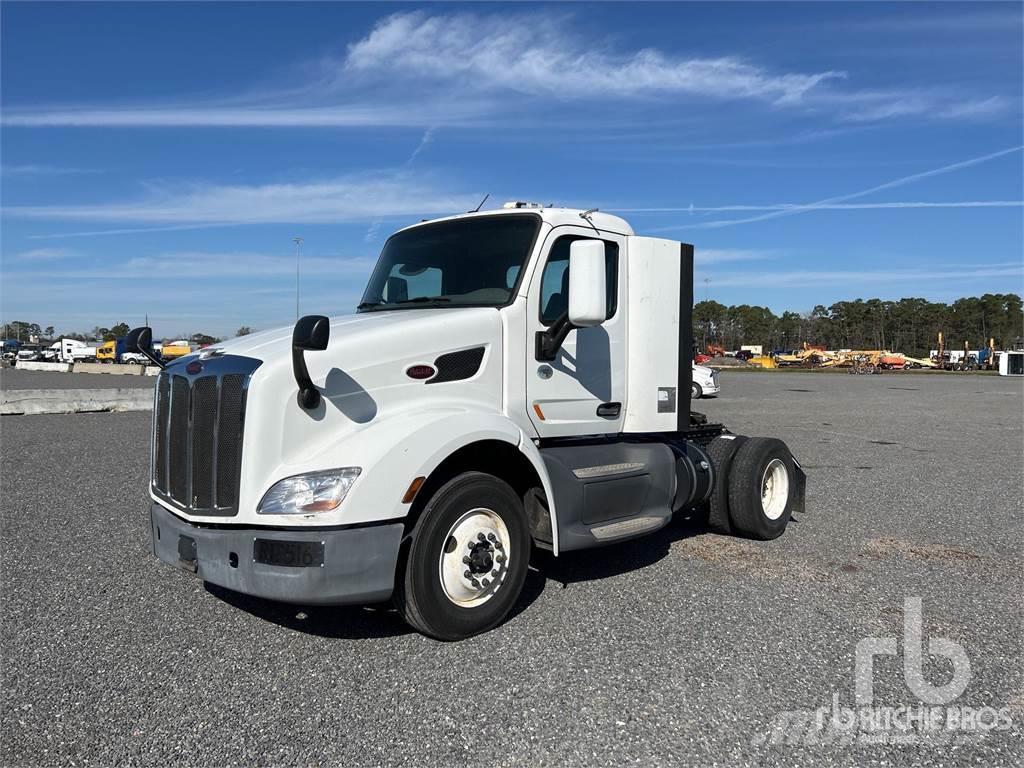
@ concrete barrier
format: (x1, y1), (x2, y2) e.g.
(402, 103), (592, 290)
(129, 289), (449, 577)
(1, 388), (153, 415)
(72, 362), (146, 376)
(15, 361), (72, 373)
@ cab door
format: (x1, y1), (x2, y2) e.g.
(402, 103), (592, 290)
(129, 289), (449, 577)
(525, 228), (626, 437)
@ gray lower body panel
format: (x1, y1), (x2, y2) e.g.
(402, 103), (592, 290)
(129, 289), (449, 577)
(540, 441), (677, 551)
(150, 502), (403, 605)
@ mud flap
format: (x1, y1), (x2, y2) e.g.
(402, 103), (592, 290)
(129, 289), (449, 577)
(791, 455), (807, 514)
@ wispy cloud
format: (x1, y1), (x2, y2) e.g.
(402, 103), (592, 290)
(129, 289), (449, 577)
(6, 247), (77, 262)
(7, 250), (376, 280)
(0, 11), (1006, 130)
(695, 249), (774, 265)
(4, 171), (480, 225)
(345, 11), (843, 105)
(653, 145), (1024, 231)
(1, 164), (100, 177)
(622, 201), (1023, 214)
(708, 263), (1024, 289)
(1, 104), (484, 129)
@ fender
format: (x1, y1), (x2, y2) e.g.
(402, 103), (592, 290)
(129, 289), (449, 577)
(244, 406), (560, 548)
(351, 409), (560, 553)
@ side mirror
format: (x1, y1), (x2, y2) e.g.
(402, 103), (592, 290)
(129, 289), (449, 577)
(567, 240), (606, 327)
(292, 315), (330, 409)
(535, 240), (607, 361)
(125, 326), (151, 353)
(125, 326), (164, 368)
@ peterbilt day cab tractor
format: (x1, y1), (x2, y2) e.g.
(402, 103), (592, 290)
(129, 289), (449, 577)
(129, 203), (806, 640)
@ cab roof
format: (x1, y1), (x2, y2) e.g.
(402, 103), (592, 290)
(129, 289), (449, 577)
(394, 203), (635, 237)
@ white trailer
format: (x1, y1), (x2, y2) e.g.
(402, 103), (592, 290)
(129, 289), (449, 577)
(999, 349), (1024, 376)
(130, 205), (806, 640)
(53, 338), (97, 363)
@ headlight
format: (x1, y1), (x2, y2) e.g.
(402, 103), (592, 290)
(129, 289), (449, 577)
(257, 468), (361, 515)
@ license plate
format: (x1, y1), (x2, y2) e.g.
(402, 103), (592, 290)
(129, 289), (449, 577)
(253, 539), (324, 568)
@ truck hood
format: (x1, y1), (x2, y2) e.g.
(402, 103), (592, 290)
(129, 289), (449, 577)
(206, 307), (505, 515)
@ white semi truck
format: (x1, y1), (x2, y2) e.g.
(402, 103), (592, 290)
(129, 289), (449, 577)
(129, 204), (806, 640)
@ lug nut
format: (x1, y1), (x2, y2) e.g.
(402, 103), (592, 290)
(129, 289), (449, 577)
(464, 570), (472, 579)
(487, 533), (496, 542)
(462, 556), (471, 565)
(496, 554), (506, 564)
(477, 532), (486, 541)
(471, 579), (480, 589)
(494, 542), (503, 550)
(491, 569), (499, 577)
(482, 578), (490, 587)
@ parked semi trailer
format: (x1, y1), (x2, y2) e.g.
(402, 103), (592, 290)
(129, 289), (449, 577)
(128, 204), (807, 640)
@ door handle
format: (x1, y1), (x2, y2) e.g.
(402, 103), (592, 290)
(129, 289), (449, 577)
(596, 402), (621, 418)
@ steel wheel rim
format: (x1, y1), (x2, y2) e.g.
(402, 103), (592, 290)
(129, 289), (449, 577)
(760, 458), (789, 520)
(438, 507), (510, 608)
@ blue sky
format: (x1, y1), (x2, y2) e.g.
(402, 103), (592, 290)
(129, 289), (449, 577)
(2, 1), (1022, 337)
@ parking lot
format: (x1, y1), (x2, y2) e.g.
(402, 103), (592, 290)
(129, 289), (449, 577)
(2, 371), (1022, 766)
(1, 368), (157, 390)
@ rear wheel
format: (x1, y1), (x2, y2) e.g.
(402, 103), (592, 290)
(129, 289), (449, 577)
(703, 435), (747, 534)
(395, 472), (530, 641)
(727, 437), (796, 540)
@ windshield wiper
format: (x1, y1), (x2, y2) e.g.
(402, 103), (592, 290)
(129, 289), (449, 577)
(395, 296), (452, 304)
(356, 300), (385, 310)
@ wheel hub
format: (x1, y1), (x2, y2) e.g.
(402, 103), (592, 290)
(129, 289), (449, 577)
(760, 458), (790, 520)
(465, 541), (494, 574)
(438, 508), (511, 607)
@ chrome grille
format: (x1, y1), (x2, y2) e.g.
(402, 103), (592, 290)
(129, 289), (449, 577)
(151, 355), (261, 516)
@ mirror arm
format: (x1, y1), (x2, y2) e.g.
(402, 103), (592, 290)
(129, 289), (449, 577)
(139, 347), (166, 370)
(535, 311), (577, 361)
(292, 346), (321, 409)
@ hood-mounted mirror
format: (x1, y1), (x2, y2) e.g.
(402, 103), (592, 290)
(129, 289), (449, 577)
(292, 315), (330, 409)
(125, 326), (165, 369)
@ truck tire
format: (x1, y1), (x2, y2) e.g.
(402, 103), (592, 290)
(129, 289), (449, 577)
(703, 435), (747, 534)
(691, 382), (703, 400)
(726, 437), (795, 540)
(394, 471), (530, 641)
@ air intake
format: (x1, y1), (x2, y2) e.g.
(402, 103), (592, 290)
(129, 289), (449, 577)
(428, 347), (485, 384)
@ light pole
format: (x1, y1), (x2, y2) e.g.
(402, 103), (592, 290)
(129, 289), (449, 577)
(293, 236), (304, 321)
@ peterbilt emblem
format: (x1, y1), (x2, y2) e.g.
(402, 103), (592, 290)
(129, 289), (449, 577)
(186, 360), (203, 375)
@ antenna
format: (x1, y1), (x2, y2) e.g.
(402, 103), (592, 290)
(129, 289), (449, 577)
(471, 193), (490, 213)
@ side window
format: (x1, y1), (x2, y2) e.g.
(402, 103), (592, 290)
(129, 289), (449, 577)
(539, 236), (618, 325)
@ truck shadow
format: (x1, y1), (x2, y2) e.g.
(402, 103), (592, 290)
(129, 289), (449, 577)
(204, 583), (410, 639)
(203, 511), (718, 639)
(528, 509), (707, 588)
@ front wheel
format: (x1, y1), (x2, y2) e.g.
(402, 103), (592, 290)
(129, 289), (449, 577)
(691, 382), (703, 399)
(394, 472), (530, 640)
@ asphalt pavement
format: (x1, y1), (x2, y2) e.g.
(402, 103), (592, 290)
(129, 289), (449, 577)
(2, 371), (1022, 766)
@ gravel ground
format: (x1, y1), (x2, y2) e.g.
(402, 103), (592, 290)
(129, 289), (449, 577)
(0, 368), (156, 390)
(2, 371), (1022, 766)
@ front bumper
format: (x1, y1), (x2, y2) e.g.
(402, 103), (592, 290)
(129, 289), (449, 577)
(150, 502), (404, 606)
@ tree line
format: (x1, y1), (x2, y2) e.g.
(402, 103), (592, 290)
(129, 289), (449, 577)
(693, 294), (1023, 357)
(0, 320), (228, 346)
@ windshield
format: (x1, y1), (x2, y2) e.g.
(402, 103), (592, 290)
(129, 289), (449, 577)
(359, 214), (540, 311)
